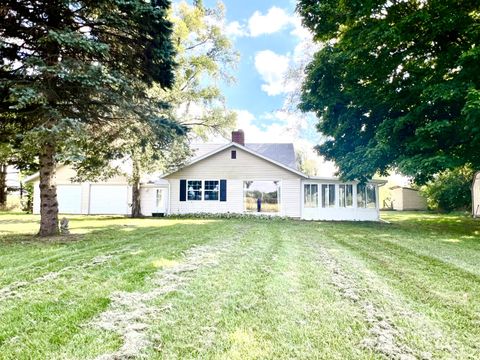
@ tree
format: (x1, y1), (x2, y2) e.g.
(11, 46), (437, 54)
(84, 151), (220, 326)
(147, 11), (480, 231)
(70, 1), (238, 218)
(1, 0), (176, 235)
(164, 0), (238, 138)
(297, 0), (480, 184)
(420, 166), (474, 212)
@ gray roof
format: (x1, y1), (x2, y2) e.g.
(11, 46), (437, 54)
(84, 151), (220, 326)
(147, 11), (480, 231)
(190, 143), (298, 170)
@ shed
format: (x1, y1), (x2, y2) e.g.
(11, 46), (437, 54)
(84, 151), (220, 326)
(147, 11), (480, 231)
(390, 186), (427, 211)
(473, 172), (480, 218)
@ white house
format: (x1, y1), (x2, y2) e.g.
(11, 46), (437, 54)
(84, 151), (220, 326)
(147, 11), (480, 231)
(26, 130), (386, 221)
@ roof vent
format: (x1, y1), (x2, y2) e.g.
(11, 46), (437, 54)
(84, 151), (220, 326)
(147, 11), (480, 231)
(231, 130), (245, 146)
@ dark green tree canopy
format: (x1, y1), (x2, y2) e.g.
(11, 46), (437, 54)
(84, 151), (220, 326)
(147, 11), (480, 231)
(297, 0), (480, 183)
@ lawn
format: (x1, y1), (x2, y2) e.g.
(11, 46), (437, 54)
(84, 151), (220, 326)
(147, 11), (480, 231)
(0, 212), (479, 359)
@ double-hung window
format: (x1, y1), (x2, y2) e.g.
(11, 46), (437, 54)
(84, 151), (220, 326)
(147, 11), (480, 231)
(204, 180), (219, 201)
(321, 184), (336, 208)
(339, 184), (353, 207)
(357, 184), (376, 208)
(304, 184), (318, 208)
(187, 180), (202, 201)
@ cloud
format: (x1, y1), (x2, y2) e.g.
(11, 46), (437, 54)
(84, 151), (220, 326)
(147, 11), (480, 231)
(248, 7), (293, 37)
(225, 20), (248, 38)
(254, 50), (296, 96)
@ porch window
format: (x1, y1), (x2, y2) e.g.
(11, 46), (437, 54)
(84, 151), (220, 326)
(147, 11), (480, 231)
(321, 184), (335, 208)
(244, 181), (280, 213)
(156, 189), (163, 208)
(187, 180), (202, 200)
(339, 184), (353, 207)
(304, 184), (318, 208)
(204, 180), (219, 201)
(357, 184), (376, 208)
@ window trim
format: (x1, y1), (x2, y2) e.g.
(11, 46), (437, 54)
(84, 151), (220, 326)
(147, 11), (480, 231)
(339, 184), (354, 208)
(186, 180), (203, 201)
(185, 179), (221, 202)
(204, 180), (220, 201)
(231, 150), (237, 159)
(321, 184), (336, 208)
(304, 183), (319, 208)
(356, 183), (377, 209)
(243, 180), (282, 213)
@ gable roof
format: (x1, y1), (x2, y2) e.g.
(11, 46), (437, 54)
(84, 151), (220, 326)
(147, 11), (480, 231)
(165, 142), (307, 178)
(190, 143), (297, 170)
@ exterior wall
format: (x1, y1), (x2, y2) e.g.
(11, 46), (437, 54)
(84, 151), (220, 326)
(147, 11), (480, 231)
(401, 188), (427, 210)
(473, 173), (480, 217)
(391, 188), (427, 211)
(301, 180), (380, 221)
(140, 185), (169, 216)
(166, 146), (304, 217)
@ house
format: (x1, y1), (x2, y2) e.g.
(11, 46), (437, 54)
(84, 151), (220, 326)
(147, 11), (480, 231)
(25, 130), (386, 221)
(385, 186), (427, 211)
(473, 172), (480, 218)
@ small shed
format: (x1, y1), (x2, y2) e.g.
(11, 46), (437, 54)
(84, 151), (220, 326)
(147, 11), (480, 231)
(389, 186), (427, 211)
(473, 172), (480, 218)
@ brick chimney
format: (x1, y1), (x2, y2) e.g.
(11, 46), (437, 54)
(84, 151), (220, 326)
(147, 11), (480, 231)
(231, 129), (245, 146)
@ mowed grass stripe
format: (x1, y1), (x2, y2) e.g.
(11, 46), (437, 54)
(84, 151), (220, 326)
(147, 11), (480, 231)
(325, 227), (480, 357)
(0, 220), (239, 359)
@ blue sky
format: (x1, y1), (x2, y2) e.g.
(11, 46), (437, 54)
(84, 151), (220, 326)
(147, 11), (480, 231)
(196, 0), (322, 146)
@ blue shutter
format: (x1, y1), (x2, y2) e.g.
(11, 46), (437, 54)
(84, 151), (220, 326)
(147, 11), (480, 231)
(220, 180), (227, 202)
(180, 180), (186, 201)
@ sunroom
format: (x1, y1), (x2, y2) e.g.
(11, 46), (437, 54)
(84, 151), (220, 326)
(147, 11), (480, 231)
(301, 179), (382, 221)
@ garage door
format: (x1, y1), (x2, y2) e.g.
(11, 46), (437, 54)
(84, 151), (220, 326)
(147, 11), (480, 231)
(57, 185), (82, 214)
(89, 185), (129, 215)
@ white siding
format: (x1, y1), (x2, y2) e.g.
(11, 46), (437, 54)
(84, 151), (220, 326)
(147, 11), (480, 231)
(391, 188), (427, 211)
(166, 146), (304, 217)
(473, 173), (480, 217)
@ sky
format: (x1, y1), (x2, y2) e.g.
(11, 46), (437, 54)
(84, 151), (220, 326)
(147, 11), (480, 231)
(189, 0), (338, 176)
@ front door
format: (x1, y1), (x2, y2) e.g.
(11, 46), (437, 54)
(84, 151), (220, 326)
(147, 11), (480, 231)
(155, 188), (167, 214)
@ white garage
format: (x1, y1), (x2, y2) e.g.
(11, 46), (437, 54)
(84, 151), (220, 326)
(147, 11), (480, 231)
(57, 185), (82, 214)
(89, 185), (130, 215)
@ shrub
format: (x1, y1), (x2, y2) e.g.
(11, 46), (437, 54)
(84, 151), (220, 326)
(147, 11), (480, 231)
(420, 166), (474, 212)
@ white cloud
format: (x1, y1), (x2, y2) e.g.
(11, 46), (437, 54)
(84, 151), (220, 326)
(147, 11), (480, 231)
(225, 20), (248, 38)
(248, 7), (292, 37)
(254, 50), (296, 96)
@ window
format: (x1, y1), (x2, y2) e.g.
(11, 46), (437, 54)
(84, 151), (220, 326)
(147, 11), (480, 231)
(231, 150), (236, 159)
(244, 181), (280, 213)
(339, 184), (353, 207)
(304, 184), (318, 208)
(204, 180), (219, 201)
(187, 180), (202, 200)
(357, 184), (376, 208)
(321, 184), (336, 208)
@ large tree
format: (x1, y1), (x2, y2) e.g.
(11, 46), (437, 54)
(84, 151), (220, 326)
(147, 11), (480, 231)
(64, 0), (238, 218)
(297, 0), (480, 183)
(1, 0), (176, 235)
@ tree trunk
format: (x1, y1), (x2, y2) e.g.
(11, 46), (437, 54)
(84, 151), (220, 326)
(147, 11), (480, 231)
(0, 164), (7, 208)
(38, 143), (59, 236)
(131, 160), (141, 218)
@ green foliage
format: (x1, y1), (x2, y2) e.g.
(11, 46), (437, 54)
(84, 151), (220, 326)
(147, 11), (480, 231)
(297, 0), (480, 183)
(1, 0), (177, 162)
(420, 166), (474, 212)
(161, 1), (239, 139)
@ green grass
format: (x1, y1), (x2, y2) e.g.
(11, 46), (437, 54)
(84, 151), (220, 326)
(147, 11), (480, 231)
(0, 211), (479, 359)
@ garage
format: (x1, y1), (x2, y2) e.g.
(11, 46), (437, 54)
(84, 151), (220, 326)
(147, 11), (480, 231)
(89, 185), (130, 215)
(57, 185), (82, 214)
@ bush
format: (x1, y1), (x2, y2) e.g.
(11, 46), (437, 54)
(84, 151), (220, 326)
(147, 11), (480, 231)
(420, 166), (474, 212)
